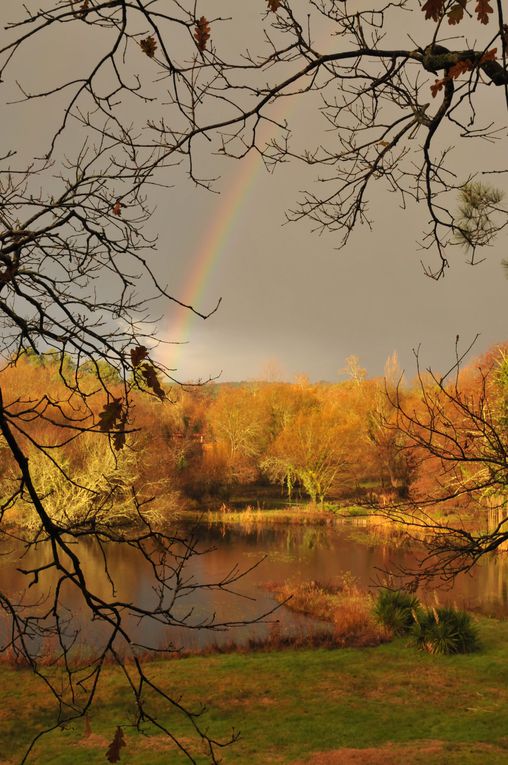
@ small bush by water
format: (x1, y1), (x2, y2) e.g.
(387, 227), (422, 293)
(373, 589), (480, 654)
(411, 606), (480, 655)
(374, 588), (420, 636)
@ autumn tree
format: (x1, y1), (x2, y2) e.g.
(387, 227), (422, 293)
(366, 355), (418, 499)
(207, 384), (272, 485)
(263, 399), (352, 504)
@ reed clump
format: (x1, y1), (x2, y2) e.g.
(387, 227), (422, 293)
(266, 575), (390, 648)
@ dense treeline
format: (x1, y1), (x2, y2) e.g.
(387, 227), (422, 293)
(3, 344), (508, 527)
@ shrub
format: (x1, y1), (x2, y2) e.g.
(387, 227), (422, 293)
(411, 606), (480, 655)
(266, 578), (390, 648)
(373, 588), (420, 636)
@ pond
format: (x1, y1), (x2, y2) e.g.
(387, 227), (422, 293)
(1, 518), (507, 656)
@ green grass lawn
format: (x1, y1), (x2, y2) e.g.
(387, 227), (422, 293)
(2, 618), (508, 764)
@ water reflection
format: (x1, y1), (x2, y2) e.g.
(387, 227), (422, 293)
(1, 519), (507, 655)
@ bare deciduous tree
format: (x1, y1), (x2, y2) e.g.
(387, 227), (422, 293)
(373, 340), (508, 586)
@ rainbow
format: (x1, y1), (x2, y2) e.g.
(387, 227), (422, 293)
(161, 32), (333, 370)
(163, 142), (266, 366)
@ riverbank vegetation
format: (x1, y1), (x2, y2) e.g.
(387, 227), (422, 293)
(5, 341), (508, 534)
(1, 615), (507, 764)
(266, 576), (390, 648)
(266, 580), (479, 655)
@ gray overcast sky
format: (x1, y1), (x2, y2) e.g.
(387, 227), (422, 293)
(155, 132), (508, 384)
(4, 4), (507, 384)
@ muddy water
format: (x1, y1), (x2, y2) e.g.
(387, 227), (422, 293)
(1, 519), (507, 654)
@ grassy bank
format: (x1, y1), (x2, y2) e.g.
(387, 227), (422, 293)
(186, 503), (373, 527)
(2, 618), (508, 764)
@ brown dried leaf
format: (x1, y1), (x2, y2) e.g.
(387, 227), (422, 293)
(112, 415), (127, 451)
(475, 0), (493, 23)
(98, 399), (123, 432)
(479, 47), (497, 63)
(130, 345), (149, 368)
(422, 0), (445, 21)
(141, 363), (165, 399)
(194, 16), (210, 52)
(106, 726), (126, 763)
(447, 1), (466, 24)
(267, 0), (282, 11)
(112, 200), (122, 216)
(430, 78), (445, 97)
(72, 0), (89, 18)
(448, 59), (473, 78)
(140, 35), (157, 58)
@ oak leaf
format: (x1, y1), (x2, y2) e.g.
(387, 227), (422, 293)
(447, 1), (466, 24)
(98, 399), (123, 432)
(448, 59), (473, 79)
(430, 78), (445, 97)
(113, 414), (127, 451)
(479, 47), (497, 63)
(422, 0), (445, 21)
(140, 35), (157, 58)
(194, 17), (210, 52)
(106, 726), (126, 763)
(475, 0), (493, 23)
(141, 363), (165, 399)
(130, 345), (149, 367)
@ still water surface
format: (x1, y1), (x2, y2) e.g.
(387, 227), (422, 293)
(2, 519), (508, 653)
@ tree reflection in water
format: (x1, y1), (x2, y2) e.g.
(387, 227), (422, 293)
(3, 519), (507, 660)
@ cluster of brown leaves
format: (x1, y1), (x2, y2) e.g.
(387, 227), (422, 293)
(194, 16), (210, 51)
(422, 0), (493, 23)
(130, 344), (165, 400)
(106, 726), (126, 763)
(84, 346), (166, 450)
(430, 48), (497, 97)
(140, 35), (157, 58)
(267, 0), (282, 11)
(98, 397), (128, 450)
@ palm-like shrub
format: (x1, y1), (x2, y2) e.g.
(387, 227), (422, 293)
(411, 607), (479, 655)
(373, 588), (420, 636)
